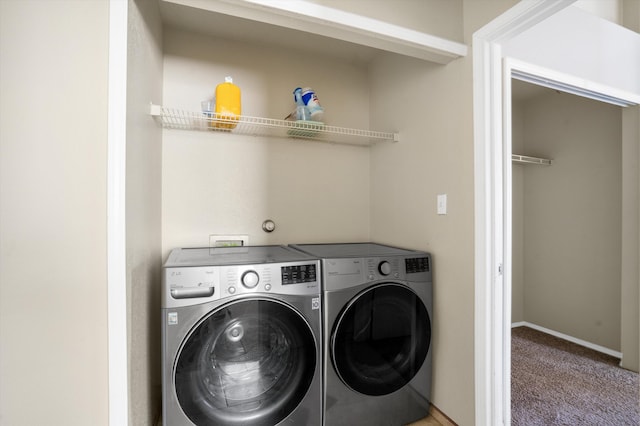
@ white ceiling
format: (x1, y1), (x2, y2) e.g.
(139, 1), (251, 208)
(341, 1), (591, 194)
(159, 1), (387, 65)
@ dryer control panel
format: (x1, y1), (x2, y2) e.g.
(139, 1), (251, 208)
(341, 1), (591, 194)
(322, 254), (432, 291)
(163, 261), (321, 308)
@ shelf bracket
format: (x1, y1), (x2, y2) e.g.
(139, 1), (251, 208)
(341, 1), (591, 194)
(149, 103), (162, 117)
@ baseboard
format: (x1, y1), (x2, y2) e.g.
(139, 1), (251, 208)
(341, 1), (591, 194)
(429, 404), (458, 426)
(511, 321), (623, 359)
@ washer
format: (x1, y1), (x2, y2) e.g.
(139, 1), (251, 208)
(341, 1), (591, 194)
(290, 243), (432, 426)
(162, 246), (323, 426)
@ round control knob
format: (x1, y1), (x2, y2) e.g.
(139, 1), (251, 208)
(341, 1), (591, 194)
(378, 261), (392, 276)
(241, 270), (260, 288)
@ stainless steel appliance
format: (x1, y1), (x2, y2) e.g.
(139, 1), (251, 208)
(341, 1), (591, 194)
(162, 246), (322, 426)
(290, 243), (432, 426)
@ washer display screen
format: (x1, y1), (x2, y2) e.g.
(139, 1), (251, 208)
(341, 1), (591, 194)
(281, 264), (317, 285)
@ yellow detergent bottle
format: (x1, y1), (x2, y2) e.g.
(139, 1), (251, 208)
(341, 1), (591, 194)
(214, 76), (241, 129)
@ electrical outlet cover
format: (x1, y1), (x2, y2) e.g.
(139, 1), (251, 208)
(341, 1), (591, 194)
(209, 235), (249, 247)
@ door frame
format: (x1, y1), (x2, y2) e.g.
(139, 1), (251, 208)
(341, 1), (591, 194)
(473, 1), (640, 425)
(107, 1), (128, 425)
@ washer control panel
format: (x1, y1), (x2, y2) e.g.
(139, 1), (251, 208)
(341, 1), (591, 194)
(163, 260), (320, 308)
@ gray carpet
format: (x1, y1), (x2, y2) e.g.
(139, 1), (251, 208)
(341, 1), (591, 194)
(511, 326), (639, 426)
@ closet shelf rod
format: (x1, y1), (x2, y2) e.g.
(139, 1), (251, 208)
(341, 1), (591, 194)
(512, 154), (552, 166)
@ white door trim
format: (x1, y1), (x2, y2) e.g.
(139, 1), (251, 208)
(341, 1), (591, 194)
(473, 1), (576, 425)
(107, 0), (128, 425)
(474, 1), (640, 425)
(508, 58), (640, 107)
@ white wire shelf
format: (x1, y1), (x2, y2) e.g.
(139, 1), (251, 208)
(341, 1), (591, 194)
(150, 104), (399, 146)
(512, 154), (552, 166)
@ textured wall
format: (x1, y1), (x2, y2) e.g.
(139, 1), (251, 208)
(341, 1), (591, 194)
(0, 1), (109, 424)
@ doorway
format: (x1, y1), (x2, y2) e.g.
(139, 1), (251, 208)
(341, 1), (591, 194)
(472, 2), (640, 424)
(510, 79), (623, 352)
(509, 79), (637, 424)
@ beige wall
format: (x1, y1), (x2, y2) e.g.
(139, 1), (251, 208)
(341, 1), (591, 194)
(513, 89), (622, 351)
(0, 1), (110, 425)
(154, 2), (482, 424)
(511, 99), (526, 323)
(506, 0), (640, 372)
(6, 2), (633, 426)
(621, 105), (640, 371)
(620, 0), (640, 375)
(369, 53), (477, 425)
(307, 0), (464, 42)
(159, 3), (515, 424)
(161, 28), (373, 253)
(127, 0), (164, 424)
(368, 2), (517, 424)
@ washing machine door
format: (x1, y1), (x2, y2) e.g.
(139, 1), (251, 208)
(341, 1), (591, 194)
(331, 283), (430, 396)
(174, 299), (316, 426)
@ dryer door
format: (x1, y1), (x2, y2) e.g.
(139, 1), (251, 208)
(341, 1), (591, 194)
(331, 283), (431, 396)
(174, 299), (316, 426)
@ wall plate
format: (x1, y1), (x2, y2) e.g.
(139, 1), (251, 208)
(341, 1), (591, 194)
(209, 234), (249, 247)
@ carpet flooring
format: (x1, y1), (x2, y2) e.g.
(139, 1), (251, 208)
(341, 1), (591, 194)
(511, 326), (639, 426)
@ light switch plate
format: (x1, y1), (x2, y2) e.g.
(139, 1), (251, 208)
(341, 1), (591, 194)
(437, 194), (447, 215)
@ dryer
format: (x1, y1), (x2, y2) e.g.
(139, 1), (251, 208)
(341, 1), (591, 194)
(290, 243), (432, 426)
(162, 246), (322, 426)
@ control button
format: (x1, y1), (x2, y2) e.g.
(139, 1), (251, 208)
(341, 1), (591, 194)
(368, 274), (375, 281)
(228, 286), (236, 294)
(379, 261), (392, 276)
(264, 284), (272, 291)
(241, 270), (260, 288)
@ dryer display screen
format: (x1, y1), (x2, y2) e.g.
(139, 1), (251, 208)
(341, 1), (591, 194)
(281, 264), (317, 285)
